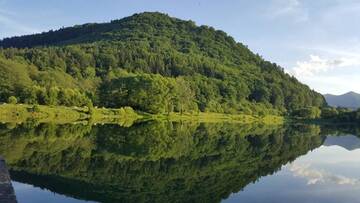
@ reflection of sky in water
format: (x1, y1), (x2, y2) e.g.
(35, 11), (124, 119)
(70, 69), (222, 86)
(12, 181), (97, 203)
(223, 135), (360, 203)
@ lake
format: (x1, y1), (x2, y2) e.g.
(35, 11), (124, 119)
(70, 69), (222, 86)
(0, 121), (359, 203)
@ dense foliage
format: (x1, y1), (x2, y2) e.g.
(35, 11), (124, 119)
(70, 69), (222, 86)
(0, 12), (326, 114)
(320, 107), (360, 123)
(292, 106), (322, 119)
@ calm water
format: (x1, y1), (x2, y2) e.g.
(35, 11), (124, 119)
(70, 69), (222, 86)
(0, 122), (359, 203)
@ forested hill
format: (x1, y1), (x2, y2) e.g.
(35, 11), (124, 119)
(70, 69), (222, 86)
(0, 12), (325, 115)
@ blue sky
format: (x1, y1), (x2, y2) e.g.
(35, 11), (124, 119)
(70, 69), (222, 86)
(0, 0), (359, 95)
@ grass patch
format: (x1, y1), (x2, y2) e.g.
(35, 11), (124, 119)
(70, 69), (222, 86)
(145, 112), (284, 124)
(0, 104), (283, 125)
(0, 104), (85, 124)
(0, 104), (142, 125)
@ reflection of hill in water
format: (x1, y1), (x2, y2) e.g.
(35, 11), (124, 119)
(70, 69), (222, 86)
(0, 122), (324, 203)
(324, 135), (360, 151)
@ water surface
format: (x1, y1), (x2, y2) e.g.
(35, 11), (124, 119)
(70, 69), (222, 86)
(0, 122), (359, 202)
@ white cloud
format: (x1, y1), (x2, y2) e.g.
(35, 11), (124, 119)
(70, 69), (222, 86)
(286, 53), (360, 94)
(283, 42), (360, 94)
(288, 55), (360, 77)
(289, 163), (360, 186)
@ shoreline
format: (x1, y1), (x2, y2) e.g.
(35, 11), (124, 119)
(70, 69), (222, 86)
(0, 103), (284, 125)
(0, 103), (140, 125)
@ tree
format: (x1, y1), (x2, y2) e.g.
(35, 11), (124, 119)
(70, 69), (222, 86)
(293, 107), (321, 119)
(249, 85), (270, 103)
(48, 87), (59, 106)
(321, 107), (338, 119)
(174, 77), (197, 114)
(31, 105), (40, 112)
(87, 101), (94, 115)
(7, 96), (17, 104)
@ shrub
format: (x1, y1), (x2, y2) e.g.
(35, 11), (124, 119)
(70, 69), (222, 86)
(7, 96), (17, 104)
(31, 105), (40, 113)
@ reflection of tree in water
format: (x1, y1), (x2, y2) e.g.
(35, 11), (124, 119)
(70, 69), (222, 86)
(0, 122), (325, 203)
(320, 124), (360, 138)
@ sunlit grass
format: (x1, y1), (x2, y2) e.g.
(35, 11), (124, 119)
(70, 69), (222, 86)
(0, 103), (142, 126)
(146, 112), (284, 124)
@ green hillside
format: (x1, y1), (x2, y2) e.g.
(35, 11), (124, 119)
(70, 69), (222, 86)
(0, 12), (325, 115)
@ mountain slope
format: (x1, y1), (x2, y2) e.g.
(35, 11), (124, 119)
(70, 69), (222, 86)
(324, 91), (360, 109)
(0, 12), (326, 114)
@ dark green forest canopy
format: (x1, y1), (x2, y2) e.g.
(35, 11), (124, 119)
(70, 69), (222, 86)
(0, 12), (326, 114)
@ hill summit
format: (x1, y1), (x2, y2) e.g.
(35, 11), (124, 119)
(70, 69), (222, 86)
(324, 91), (360, 109)
(0, 12), (325, 114)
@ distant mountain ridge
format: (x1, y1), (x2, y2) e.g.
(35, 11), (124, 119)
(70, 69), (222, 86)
(324, 91), (360, 109)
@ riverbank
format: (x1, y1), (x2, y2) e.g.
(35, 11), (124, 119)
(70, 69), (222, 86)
(0, 103), (140, 125)
(0, 103), (284, 125)
(148, 112), (284, 124)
